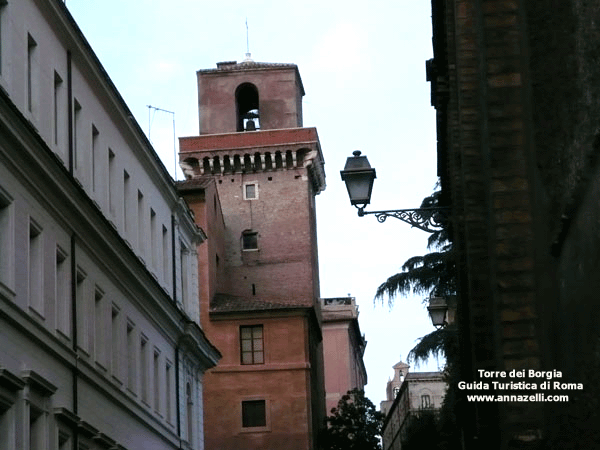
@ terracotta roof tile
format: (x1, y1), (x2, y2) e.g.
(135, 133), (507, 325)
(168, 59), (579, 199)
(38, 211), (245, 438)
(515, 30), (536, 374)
(199, 60), (298, 73)
(210, 293), (311, 313)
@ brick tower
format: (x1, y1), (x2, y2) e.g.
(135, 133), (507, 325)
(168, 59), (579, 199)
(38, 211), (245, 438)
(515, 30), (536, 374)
(178, 57), (326, 450)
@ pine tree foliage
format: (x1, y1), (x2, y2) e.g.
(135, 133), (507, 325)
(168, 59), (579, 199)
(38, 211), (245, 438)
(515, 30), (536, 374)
(322, 389), (384, 450)
(406, 327), (447, 365)
(374, 190), (455, 308)
(373, 189), (462, 449)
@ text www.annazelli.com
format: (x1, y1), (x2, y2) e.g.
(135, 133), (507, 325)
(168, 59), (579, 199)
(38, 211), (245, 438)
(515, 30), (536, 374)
(467, 393), (569, 402)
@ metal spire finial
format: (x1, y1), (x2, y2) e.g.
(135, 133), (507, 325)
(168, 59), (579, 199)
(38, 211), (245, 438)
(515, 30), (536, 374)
(244, 18), (252, 61)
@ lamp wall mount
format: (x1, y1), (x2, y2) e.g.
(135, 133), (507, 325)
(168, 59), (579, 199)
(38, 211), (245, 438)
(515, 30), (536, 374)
(356, 206), (449, 233)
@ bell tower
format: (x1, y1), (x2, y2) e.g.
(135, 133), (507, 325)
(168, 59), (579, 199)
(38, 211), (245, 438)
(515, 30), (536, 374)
(197, 59), (305, 134)
(178, 59), (326, 450)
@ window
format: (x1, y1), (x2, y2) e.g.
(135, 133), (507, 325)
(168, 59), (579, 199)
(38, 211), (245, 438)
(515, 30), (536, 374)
(165, 361), (173, 423)
(393, 387), (400, 398)
(240, 325), (264, 364)
(421, 394), (432, 409)
(179, 241), (189, 305)
(57, 429), (71, 450)
(27, 33), (37, 113)
(107, 149), (115, 216)
(111, 304), (120, 379)
(126, 321), (136, 392)
(123, 171), (130, 232)
(0, 367), (22, 450)
(53, 71), (65, 152)
(28, 219), (43, 315)
(242, 400), (266, 428)
(153, 349), (160, 412)
(94, 287), (105, 368)
(140, 335), (148, 403)
(162, 225), (169, 283)
(55, 247), (70, 337)
(0, 188), (14, 289)
(137, 190), (144, 253)
(0, 1), (7, 76)
(29, 405), (44, 450)
(73, 99), (82, 173)
(91, 125), (99, 192)
(150, 209), (157, 269)
(241, 230), (258, 251)
(75, 268), (88, 352)
(22, 370), (56, 450)
(244, 182), (258, 200)
(186, 382), (193, 442)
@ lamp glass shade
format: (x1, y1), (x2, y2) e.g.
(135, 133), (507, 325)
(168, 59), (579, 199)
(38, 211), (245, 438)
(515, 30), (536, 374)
(427, 296), (448, 328)
(340, 151), (376, 207)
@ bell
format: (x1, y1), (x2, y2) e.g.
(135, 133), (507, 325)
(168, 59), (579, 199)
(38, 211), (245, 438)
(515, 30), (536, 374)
(245, 119), (256, 131)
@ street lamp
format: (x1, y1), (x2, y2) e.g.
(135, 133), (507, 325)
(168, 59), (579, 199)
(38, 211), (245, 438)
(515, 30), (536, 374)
(340, 151), (448, 233)
(340, 150), (377, 209)
(427, 296), (448, 329)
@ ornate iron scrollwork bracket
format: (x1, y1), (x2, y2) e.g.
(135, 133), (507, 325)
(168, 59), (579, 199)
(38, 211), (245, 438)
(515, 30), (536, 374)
(357, 207), (449, 233)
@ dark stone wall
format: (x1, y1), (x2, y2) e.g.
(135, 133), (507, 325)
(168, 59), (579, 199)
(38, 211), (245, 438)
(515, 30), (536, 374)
(432, 0), (600, 447)
(525, 1), (600, 445)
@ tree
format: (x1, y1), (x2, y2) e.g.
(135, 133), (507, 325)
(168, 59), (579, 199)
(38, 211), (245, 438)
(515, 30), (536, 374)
(374, 190), (461, 450)
(374, 190), (456, 366)
(375, 190), (455, 309)
(322, 388), (384, 450)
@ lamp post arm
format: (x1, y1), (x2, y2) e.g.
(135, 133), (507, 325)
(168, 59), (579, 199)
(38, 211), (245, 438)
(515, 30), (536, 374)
(357, 207), (449, 233)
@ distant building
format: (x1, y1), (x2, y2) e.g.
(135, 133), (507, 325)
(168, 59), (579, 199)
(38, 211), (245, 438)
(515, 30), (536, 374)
(380, 361), (410, 416)
(380, 361), (446, 450)
(321, 297), (367, 413)
(178, 57), (327, 450)
(0, 1), (219, 449)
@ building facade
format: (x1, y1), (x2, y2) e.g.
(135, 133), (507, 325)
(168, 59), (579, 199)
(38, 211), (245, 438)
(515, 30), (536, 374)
(380, 362), (445, 450)
(320, 297), (367, 414)
(0, 1), (220, 449)
(178, 58), (327, 450)
(428, 0), (600, 447)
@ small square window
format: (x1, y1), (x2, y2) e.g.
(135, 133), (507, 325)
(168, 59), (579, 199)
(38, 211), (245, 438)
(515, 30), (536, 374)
(244, 183), (258, 200)
(242, 400), (266, 428)
(242, 231), (258, 251)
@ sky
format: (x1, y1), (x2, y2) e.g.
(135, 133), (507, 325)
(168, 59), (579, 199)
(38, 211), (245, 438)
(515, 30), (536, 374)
(66, 0), (442, 408)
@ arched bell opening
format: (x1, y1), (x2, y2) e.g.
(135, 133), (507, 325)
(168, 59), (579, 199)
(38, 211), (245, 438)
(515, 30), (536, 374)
(254, 152), (263, 171)
(213, 156), (222, 174)
(265, 153), (274, 171)
(202, 157), (212, 174)
(243, 154), (253, 172)
(274, 151), (284, 170)
(181, 157), (199, 179)
(236, 83), (260, 132)
(223, 155), (233, 174)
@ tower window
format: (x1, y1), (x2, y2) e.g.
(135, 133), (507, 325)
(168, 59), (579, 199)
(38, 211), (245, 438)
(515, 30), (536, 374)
(241, 230), (258, 251)
(244, 182), (258, 200)
(236, 83), (260, 131)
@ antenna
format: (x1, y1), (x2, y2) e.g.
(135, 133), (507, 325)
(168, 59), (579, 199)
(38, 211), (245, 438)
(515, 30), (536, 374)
(147, 105), (178, 181)
(244, 18), (252, 61)
(246, 18), (250, 54)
